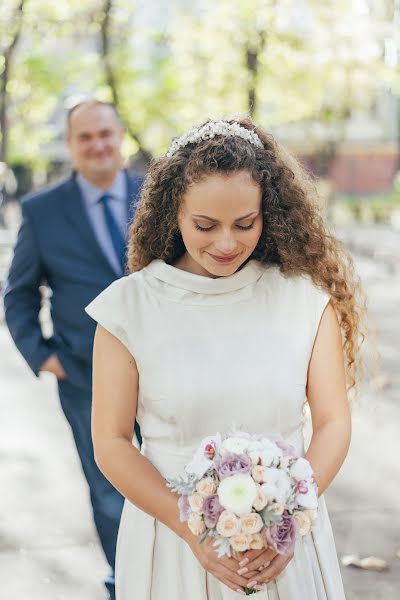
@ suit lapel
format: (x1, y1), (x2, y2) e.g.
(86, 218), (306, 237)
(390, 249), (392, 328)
(60, 174), (118, 276)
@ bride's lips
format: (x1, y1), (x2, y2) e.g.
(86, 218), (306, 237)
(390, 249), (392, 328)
(207, 252), (240, 264)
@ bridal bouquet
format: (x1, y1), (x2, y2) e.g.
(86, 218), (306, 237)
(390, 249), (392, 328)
(167, 432), (318, 594)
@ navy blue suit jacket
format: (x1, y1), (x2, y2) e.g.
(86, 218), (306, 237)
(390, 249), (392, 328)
(4, 170), (144, 391)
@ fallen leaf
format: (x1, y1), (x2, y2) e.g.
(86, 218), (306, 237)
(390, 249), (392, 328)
(359, 556), (387, 571)
(340, 554), (387, 571)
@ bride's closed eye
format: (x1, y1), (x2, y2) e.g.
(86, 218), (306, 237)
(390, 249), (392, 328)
(194, 223), (255, 232)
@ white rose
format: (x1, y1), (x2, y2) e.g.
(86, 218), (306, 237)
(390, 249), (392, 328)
(290, 457), (314, 481)
(261, 468), (292, 505)
(221, 437), (251, 455)
(218, 474), (257, 515)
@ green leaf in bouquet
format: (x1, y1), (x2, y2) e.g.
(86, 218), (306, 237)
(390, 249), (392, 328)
(244, 587), (258, 595)
(212, 536), (232, 558)
(198, 530), (210, 544)
(261, 507), (284, 527)
(166, 472), (198, 495)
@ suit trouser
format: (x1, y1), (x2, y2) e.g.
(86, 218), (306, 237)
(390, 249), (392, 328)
(58, 379), (124, 598)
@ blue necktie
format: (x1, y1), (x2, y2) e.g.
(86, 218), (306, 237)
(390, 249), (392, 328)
(99, 193), (126, 272)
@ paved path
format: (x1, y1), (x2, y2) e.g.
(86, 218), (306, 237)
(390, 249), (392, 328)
(0, 223), (399, 598)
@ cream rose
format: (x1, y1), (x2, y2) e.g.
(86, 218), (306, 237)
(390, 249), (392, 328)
(294, 510), (311, 536)
(251, 465), (267, 484)
(305, 509), (318, 522)
(253, 487), (268, 511)
(196, 477), (217, 497)
(187, 512), (206, 536)
(216, 510), (242, 537)
(230, 534), (251, 552)
(240, 513), (263, 535)
(249, 532), (265, 550)
(188, 492), (204, 514)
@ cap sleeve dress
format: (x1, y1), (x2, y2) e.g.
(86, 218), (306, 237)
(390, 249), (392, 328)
(85, 259), (345, 600)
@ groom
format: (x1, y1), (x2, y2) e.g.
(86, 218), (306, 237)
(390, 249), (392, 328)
(3, 100), (144, 599)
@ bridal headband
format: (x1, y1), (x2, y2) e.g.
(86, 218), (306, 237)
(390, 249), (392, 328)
(166, 120), (264, 158)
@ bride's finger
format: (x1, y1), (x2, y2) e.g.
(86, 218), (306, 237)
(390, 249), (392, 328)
(237, 547), (276, 575)
(255, 551), (294, 587)
(214, 562), (256, 593)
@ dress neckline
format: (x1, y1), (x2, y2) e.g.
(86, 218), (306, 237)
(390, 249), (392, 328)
(143, 259), (268, 295)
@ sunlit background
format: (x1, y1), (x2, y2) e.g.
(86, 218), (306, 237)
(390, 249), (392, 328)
(1, 1), (399, 598)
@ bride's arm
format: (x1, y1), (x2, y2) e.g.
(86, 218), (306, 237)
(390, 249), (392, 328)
(305, 302), (352, 494)
(91, 324), (186, 538)
(235, 301), (351, 591)
(91, 324), (254, 594)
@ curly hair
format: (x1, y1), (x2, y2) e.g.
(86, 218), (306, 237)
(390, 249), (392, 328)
(127, 117), (366, 391)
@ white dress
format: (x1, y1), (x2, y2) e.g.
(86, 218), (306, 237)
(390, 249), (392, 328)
(85, 259), (346, 600)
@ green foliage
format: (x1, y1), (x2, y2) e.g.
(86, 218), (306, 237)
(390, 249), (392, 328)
(0, 0), (398, 167)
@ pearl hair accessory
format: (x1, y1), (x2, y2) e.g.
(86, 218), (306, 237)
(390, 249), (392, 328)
(166, 120), (264, 157)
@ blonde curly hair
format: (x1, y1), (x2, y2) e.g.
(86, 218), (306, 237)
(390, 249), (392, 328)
(128, 117), (366, 391)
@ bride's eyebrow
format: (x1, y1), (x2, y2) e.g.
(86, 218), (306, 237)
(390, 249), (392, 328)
(192, 211), (259, 223)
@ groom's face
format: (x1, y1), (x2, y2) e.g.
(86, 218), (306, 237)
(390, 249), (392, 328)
(67, 104), (124, 184)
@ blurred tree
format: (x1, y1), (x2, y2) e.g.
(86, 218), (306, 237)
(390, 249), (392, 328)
(98, 0), (153, 166)
(0, 0), (26, 163)
(0, 0), (398, 175)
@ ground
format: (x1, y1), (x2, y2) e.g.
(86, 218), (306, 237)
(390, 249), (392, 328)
(0, 222), (399, 599)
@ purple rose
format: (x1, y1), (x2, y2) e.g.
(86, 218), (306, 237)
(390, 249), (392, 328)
(178, 495), (191, 522)
(203, 494), (224, 528)
(264, 513), (297, 555)
(216, 453), (252, 480)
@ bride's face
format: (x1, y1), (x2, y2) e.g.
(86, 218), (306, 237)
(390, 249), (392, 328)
(176, 171), (263, 278)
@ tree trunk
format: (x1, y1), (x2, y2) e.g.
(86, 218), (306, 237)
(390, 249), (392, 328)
(99, 0), (152, 167)
(245, 30), (266, 118)
(0, 0), (26, 163)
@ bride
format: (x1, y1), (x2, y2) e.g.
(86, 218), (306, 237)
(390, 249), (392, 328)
(86, 118), (364, 598)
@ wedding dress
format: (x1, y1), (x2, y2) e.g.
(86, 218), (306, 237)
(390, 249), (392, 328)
(86, 259), (346, 599)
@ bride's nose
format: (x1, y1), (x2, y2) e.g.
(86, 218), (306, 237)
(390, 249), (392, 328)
(213, 233), (238, 254)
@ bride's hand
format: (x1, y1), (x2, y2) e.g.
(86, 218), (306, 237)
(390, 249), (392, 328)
(234, 545), (294, 591)
(186, 535), (259, 594)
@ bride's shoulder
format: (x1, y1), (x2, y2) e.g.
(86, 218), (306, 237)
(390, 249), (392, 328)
(258, 263), (329, 302)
